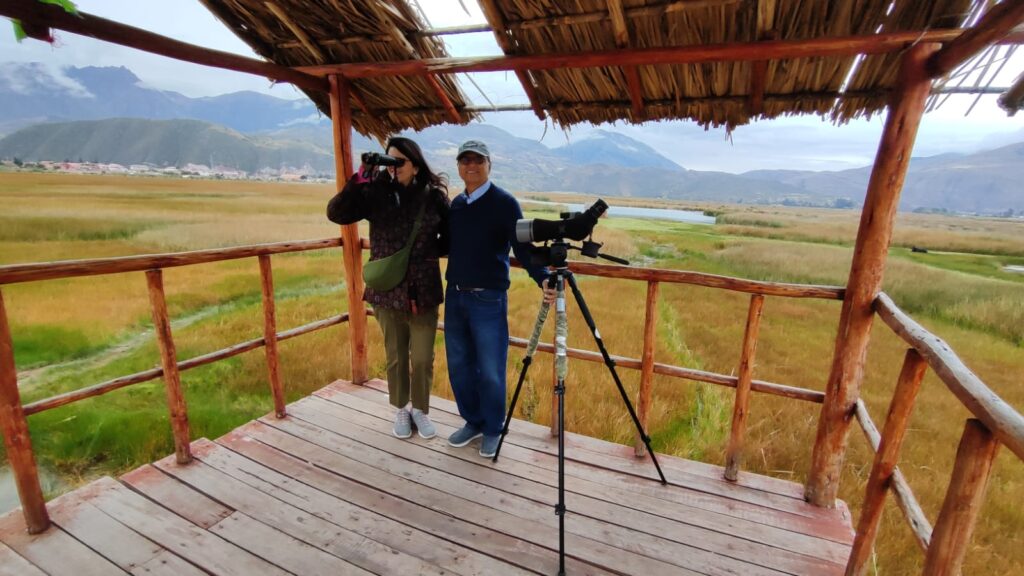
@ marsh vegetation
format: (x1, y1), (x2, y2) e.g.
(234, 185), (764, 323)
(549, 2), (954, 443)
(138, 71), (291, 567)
(2, 173), (1022, 574)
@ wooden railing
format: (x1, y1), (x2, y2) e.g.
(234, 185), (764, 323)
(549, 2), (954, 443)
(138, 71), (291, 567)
(0, 238), (351, 533)
(843, 293), (1024, 576)
(2, 240), (1022, 576)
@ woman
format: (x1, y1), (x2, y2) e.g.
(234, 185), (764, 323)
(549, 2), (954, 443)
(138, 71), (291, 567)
(327, 137), (449, 439)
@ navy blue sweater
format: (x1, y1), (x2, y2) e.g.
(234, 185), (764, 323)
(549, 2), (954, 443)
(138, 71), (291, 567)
(446, 184), (548, 290)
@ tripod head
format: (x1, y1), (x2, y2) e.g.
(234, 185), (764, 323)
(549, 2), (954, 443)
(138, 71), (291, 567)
(516, 199), (630, 268)
(528, 239), (629, 268)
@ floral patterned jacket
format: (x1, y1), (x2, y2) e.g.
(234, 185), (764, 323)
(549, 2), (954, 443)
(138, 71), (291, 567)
(327, 172), (450, 312)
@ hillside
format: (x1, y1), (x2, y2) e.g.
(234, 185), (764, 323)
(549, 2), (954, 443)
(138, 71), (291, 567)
(0, 63), (322, 135)
(0, 118), (334, 173)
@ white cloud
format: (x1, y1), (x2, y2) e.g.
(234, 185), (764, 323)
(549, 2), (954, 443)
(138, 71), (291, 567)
(1, 0), (1021, 173)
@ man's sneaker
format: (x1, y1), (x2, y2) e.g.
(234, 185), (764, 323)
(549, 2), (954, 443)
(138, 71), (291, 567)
(393, 409), (412, 439)
(411, 409), (436, 439)
(479, 434), (500, 458)
(448, 425), (482, 447)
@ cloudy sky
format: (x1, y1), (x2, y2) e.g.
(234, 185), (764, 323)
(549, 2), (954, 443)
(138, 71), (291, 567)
(3, 0), (1023, 173)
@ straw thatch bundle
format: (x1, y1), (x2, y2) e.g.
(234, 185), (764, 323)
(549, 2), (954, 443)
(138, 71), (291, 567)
(200, 0), (478, 137)
(201, 0), (999, 137)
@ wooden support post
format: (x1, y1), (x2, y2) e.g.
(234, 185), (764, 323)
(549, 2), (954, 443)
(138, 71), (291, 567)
(0, 288), (50, 533)
(724, 293), (765, 480)
(635, 281), (659, 456)
(258, 255), (286, 418)
(845, 349), (927, 575)
(922, 419), (1000, 575)
(329, 74), (369, 384)
(145, 269), (191, 465)
(805, 42), (939, 507)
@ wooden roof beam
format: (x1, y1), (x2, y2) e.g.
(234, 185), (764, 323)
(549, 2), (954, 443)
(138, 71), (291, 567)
(928, 0), (1024, 79)
(366, 0), (461, 124)
(608, 0), (645, 119)
(477, 0), (546, 121)
(0, 0), (328, 94)
(300, 29), (974, 78)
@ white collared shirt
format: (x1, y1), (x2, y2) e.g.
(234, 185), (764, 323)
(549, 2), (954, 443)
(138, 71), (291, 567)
(464, 180), (492, 204)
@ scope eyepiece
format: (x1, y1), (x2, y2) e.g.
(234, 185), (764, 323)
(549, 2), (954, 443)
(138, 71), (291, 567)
(361, 152), (406, 167)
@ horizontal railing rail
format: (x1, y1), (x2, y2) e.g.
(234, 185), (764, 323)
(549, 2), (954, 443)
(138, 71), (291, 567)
(22, 314), (350, 416)
(874, 293), (1024, 461)
(0, 237), (345, 285)
(5, 237), (1020, 575)
(0, 237), (356, 533)
(843, 292), (1024, 575)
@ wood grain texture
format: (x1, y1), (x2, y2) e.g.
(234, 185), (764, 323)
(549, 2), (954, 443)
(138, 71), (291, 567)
(875, 292), (1024, 462)
(0, 238), (342, 285)
(725, 293), (765, 481)
(0, 289), (48, 533)
(330, 75), (368, 384)
(806, 42), (938, 507)
(258, 255), (285, 417)
(145, 270), (191, 464)
(922, 419), (1001, 575)
(845, 349), (927, 575)
(300, 30), (965, 78)
(635, 281), (659, 455)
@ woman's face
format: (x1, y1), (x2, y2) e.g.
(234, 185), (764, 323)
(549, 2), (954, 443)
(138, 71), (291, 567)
(386, 146), (419, 187)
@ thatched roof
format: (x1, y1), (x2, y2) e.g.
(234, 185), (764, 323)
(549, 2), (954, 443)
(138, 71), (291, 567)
(200, 0), (480, 136)
(200, 0), (1020, 138)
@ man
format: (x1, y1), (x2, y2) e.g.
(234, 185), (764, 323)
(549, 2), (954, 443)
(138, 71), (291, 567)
(445, 140), (553, 458)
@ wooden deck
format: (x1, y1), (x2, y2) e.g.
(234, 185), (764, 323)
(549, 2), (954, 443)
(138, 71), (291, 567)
(0, 380), (854, 575)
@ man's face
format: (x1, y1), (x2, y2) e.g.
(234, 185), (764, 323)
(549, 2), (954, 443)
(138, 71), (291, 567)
(458, 153), (490, 191)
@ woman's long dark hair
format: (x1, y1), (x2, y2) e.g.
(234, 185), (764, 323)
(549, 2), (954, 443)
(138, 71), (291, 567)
(386, 137), (448, 193)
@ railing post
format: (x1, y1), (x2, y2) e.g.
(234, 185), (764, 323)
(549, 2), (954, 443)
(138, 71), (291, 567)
(724, 293), (765, 481)
(845, 348), (927, 575)
(329, 74), (368, 384)
(635, 281), (659, 456)
(258, 255), (286, 418)
(145, 269), (192, 464)
(922, 419), (1000, 575)
(806, 41), (939, 507)
(0, 288), (50, 533)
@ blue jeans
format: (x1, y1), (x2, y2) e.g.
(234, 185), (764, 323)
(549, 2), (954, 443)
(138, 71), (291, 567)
(444, 287), (508, 436)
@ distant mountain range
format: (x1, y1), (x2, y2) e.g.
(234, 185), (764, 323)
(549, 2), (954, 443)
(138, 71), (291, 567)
(0, 62), (323, 134)
(1, 62), (1022, 214)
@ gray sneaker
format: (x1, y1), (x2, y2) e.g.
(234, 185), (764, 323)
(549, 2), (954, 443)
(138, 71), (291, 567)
(447, 425), (482, 447)
(393, 409), (412, 439)
(410, 409), (436, 439)
(479, 435), (500, 458)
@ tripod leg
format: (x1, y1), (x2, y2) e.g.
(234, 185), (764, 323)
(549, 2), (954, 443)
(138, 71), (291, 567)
(494, 298), (552, 462)
(553, 273), (568, 575)
(564, 273), (668, 485)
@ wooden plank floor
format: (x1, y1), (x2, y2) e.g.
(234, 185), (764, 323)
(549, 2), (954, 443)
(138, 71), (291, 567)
(1, 379), (854, 575)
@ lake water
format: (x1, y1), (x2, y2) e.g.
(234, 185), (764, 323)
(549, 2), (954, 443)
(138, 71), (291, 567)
(524, 200), (715, 225)
(1004, 265), (1024, 274)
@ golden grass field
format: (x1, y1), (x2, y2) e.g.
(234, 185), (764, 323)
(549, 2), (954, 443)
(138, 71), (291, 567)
(2, 172), (1023, 574)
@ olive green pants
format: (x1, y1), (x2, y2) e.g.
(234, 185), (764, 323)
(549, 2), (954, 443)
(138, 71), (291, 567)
(374, 305), (439, 413)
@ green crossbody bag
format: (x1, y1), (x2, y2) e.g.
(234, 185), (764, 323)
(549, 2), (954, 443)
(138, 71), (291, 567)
(362, 200), (427, 291)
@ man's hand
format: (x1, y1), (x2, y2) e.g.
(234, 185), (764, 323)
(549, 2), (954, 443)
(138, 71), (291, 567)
(542, 278), (557, 305)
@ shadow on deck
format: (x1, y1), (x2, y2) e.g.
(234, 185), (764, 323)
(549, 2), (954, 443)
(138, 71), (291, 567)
(0, 380), (854, 575)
